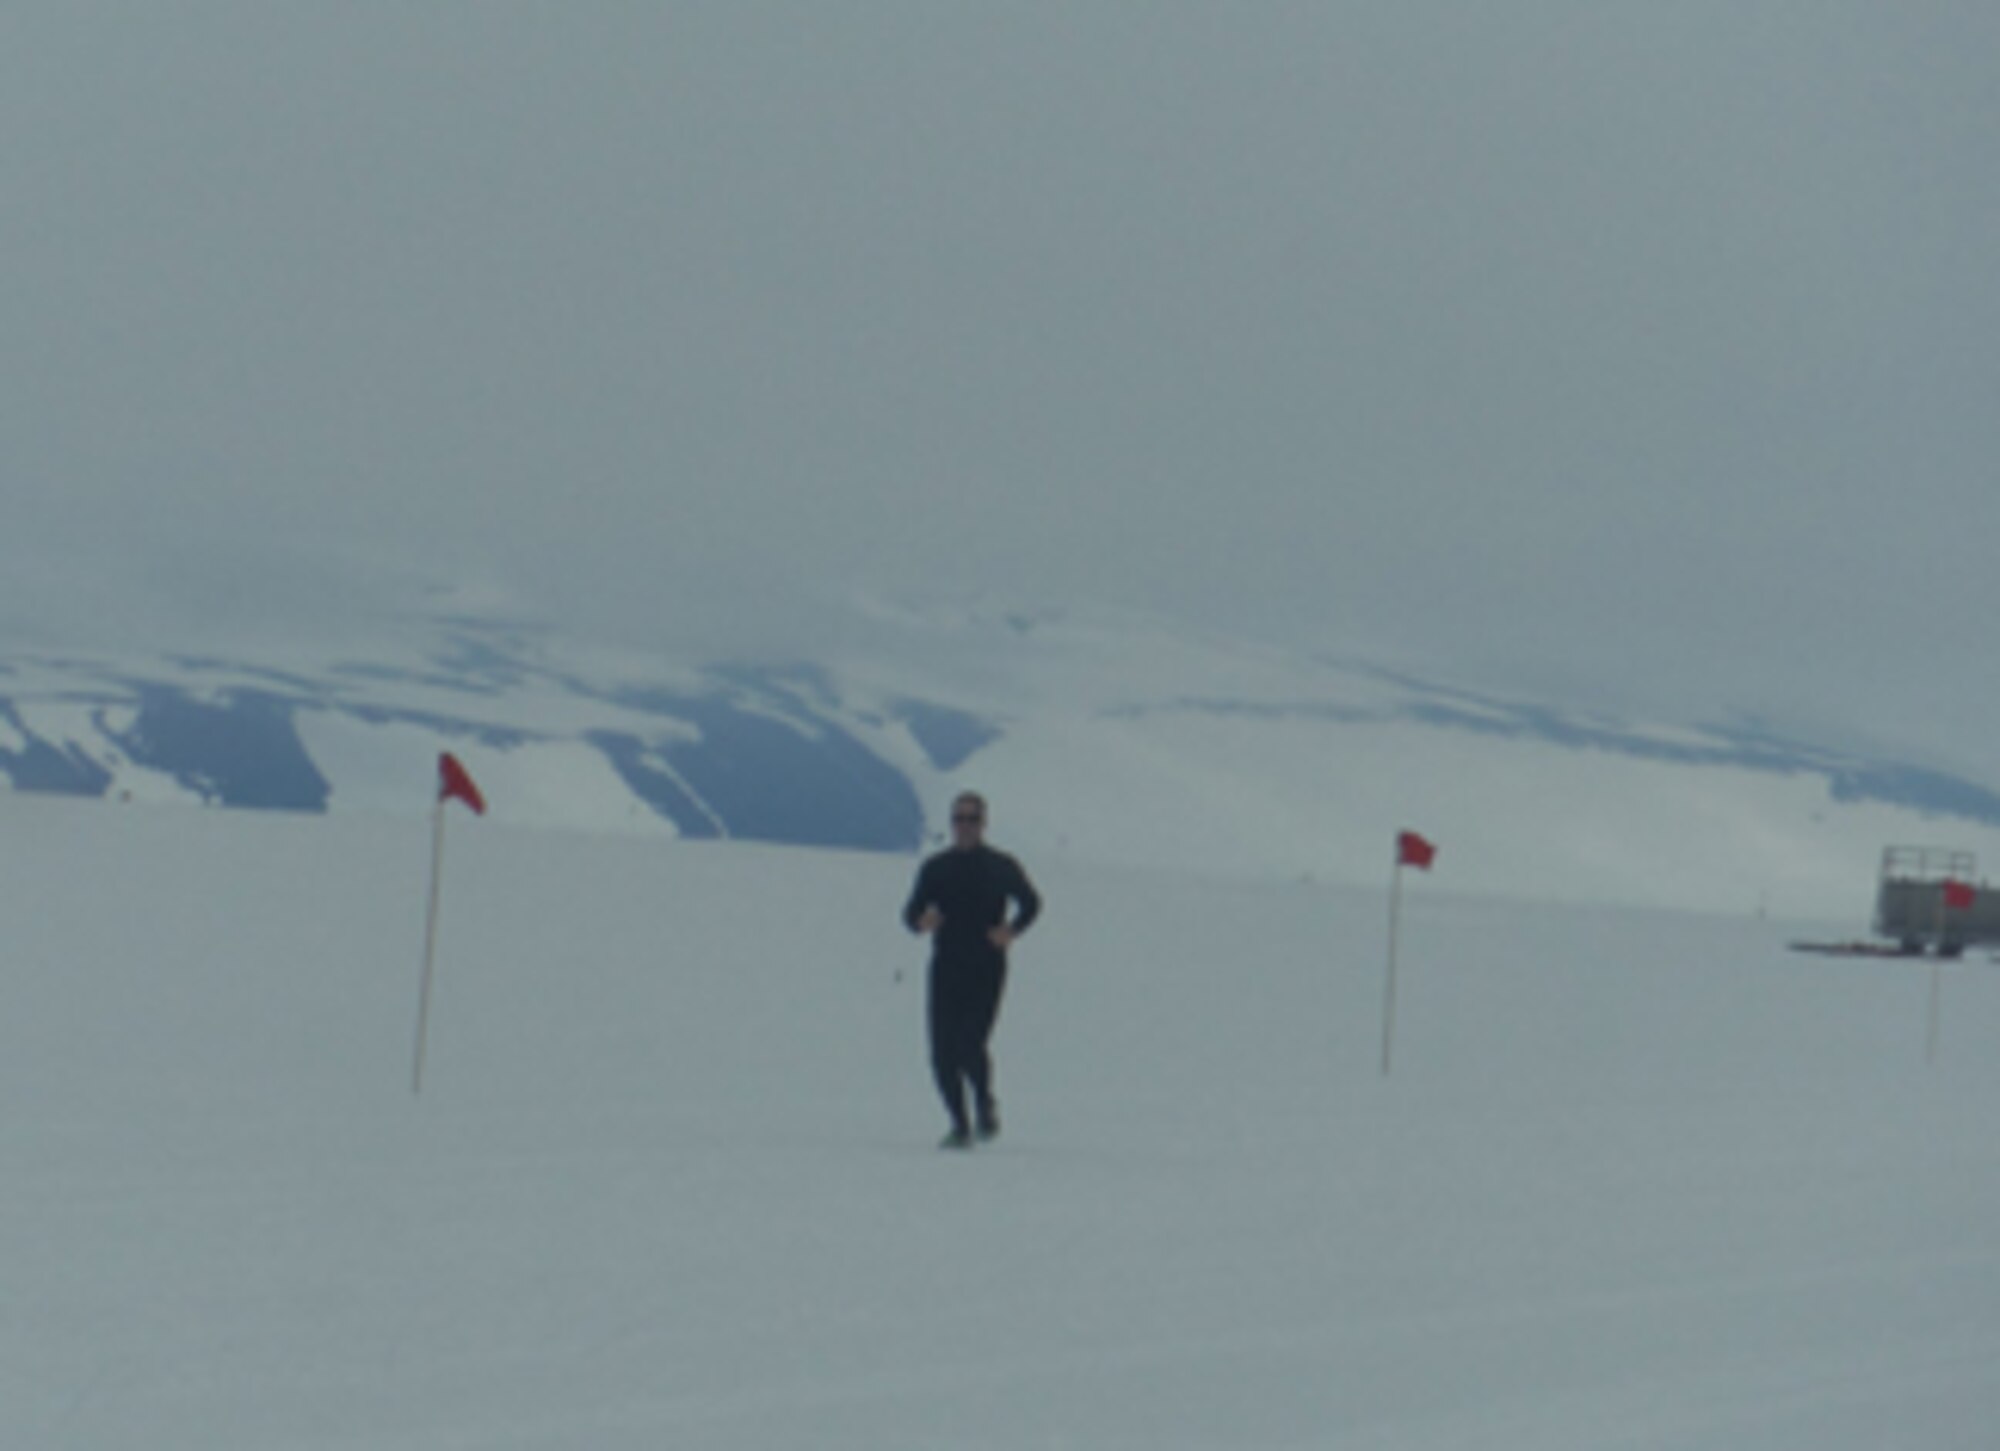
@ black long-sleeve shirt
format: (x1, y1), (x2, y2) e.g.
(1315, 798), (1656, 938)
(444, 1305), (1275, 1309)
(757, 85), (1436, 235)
(903, 844), (1041, 959)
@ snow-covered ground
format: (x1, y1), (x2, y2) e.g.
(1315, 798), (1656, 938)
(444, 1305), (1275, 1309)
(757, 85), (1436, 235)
(4, 796), (1996, 1447)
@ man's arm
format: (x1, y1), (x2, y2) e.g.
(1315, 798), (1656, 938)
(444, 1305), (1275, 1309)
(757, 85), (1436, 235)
(904, 859), (941, 934)
(1005, 856), (1041, 935)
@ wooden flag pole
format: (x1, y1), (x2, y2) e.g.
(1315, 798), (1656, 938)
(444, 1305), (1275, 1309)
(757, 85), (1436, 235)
(412, 797), (449, 1095)
(1381, 860), (1404, 1077)
(1927, 959), (1943, 1068)
(1927, 886), (1945, 1068)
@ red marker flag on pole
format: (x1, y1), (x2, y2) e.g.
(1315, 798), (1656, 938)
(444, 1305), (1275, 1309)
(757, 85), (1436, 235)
(415, 753), (485, 1095)
(438, 752), (486, 816)
(1383, 829), (1437, 1076)
(1930, 878), (1975, 1068)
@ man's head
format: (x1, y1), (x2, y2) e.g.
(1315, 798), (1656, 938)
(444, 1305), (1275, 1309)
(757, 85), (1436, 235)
(949, 791), (987, 850)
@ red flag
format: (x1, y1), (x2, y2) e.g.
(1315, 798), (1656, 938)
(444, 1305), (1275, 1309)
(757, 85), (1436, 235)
(1942, 879), (1976, 911)
(1397, 830), (1436, 870)
(438, 752), (486, 816)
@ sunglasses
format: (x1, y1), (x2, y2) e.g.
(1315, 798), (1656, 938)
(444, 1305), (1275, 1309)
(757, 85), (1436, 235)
(951, 813), (984, 825)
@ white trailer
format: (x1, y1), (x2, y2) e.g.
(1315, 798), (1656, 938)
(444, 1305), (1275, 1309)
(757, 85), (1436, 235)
(1873, 846), (2000, 957)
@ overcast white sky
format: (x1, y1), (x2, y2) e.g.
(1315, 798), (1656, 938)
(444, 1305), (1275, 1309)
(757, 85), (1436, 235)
(3, 4), (1996, 763)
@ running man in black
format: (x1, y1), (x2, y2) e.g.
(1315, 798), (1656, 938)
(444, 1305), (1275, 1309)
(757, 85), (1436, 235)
(903, 792), (1042, 1149)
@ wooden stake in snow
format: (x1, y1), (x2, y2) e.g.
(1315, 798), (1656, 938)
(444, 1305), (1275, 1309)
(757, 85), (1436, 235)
(1929, 878), (1975, 1067)
(1381, 830), (1436, 1078)
(412, 753), (487, 1096)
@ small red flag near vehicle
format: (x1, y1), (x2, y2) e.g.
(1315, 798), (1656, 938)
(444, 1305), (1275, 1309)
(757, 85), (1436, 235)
(438, 752), (486, 816)
(1942, 878), (1976, 911)
(1397, 830), (1436, 870)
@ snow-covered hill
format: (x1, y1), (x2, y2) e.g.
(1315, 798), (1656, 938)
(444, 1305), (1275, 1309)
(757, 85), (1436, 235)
(6, 604), (2000, 918)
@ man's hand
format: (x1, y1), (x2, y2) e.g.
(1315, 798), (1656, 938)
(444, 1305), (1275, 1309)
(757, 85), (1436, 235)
(987, 924), (1016, 950)
(916, 907), (944, 935)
